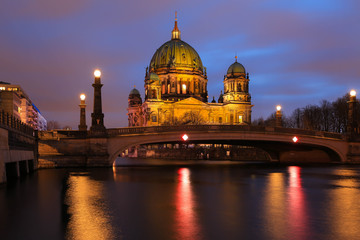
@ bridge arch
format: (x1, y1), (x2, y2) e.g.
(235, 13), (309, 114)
(106, 127), (348, 165)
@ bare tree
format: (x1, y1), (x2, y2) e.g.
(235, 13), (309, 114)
(182, 111), (205, 125)
(253, 93), (360, 134)
(161, 111), (205, 126)
(47, 120), (61, 130)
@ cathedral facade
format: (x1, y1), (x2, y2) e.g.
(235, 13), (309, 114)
(127, 17), (253, 127)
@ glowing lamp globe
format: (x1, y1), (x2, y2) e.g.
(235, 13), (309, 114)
(182, 134), (189, 141)
(80, 94), (86, 101)
(350, 90), (356, 97)
(94, 69), (101, 78)
(276, 105), (282, 111)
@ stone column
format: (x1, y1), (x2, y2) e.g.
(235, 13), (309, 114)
(78, 94), (87, 131)
(90, 70), (106, 133)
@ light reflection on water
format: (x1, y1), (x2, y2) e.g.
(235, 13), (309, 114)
(329, 168), (360, 239)
(287, 166), (308, 240)
(175, 168), (202, 240)
(264, 172), (287, 239)
(3, 165), (360, 240)
(65, 173), (116, 240)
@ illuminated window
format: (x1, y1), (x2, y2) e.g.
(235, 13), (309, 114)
(239, 116), (243, 123)
(0, 87), (5, 90)
(182, 84), (186, 94)
(151, 115), (157, 122)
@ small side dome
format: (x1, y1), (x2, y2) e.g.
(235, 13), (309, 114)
(129, 88), (140, 96)
(128, 87), (142, 107)
(149, 72), (160, 81)
(227, 57), (246, 76)
(227, 62), (246, 75)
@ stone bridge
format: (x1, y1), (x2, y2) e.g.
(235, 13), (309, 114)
(38, 125), (360, 167)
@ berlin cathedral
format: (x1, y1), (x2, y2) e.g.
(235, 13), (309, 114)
(127, 16), (253, 127)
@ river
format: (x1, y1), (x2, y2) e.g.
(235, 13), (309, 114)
(1, 162), (360, 240)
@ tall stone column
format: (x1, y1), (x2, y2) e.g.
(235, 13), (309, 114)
(347, 90), (358, 136)
(78, 94), (87, 131)
(275, 105), (282, 128)
(90, 70), (106, 133)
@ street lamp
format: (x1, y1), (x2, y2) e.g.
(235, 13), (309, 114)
(347, 89), (358, 136)
(350, 89), (356, 97)
(94, 69), (101, 78)
(78, 93), (87, 131)
(275, 105), (282, 128)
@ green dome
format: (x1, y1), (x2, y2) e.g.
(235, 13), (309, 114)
(150, 39), (204, 71)
(227, 61), (246, 75)
(129, 88), (140, 95)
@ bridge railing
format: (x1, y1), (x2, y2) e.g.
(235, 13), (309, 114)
(106, 125), (345, 140)
(38, 130), (87, 139)
(38, 124), (345, 140)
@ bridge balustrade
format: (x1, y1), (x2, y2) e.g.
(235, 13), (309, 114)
(105, 125), (344, 140)
(38, 124), (345, 141)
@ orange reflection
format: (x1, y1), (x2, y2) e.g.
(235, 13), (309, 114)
(175, 168), (202, 239)
(65, 174), (115, 240)
(287, 166), (308, 240)
(329, 169), (360, 239)
(264, 172), (287, 239)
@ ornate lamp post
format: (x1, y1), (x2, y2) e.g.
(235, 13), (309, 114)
(347, 90), (358, 136)
(90, 69), (106, 133)
(275, 105), (282, 127)
(78, 94), (87, 131)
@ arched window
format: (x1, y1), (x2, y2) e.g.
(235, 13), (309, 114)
(182, 84), (187, 94)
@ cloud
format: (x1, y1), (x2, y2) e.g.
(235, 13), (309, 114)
(0, 0), (359, 128)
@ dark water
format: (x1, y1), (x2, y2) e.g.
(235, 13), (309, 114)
(1, 163), (360, 240)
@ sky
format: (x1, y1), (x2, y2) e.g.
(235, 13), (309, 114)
(0, 0), (359, 129)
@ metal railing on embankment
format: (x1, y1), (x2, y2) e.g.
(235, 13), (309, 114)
(0, 110), (34, 136)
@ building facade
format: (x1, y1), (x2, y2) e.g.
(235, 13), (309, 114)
(127, 18), (253, 127)
(0, 81), (47, 130)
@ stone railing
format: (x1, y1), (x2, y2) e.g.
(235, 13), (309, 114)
(106, 125), (345, 140)
(38, 130), (87, 140)
(38, 124), (345, 140)
(0, 110), (34, 136)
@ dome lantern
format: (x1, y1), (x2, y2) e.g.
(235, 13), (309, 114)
(171, 11), (181, 40)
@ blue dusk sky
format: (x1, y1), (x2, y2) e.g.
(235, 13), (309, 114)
(0, 0), (359, 128)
